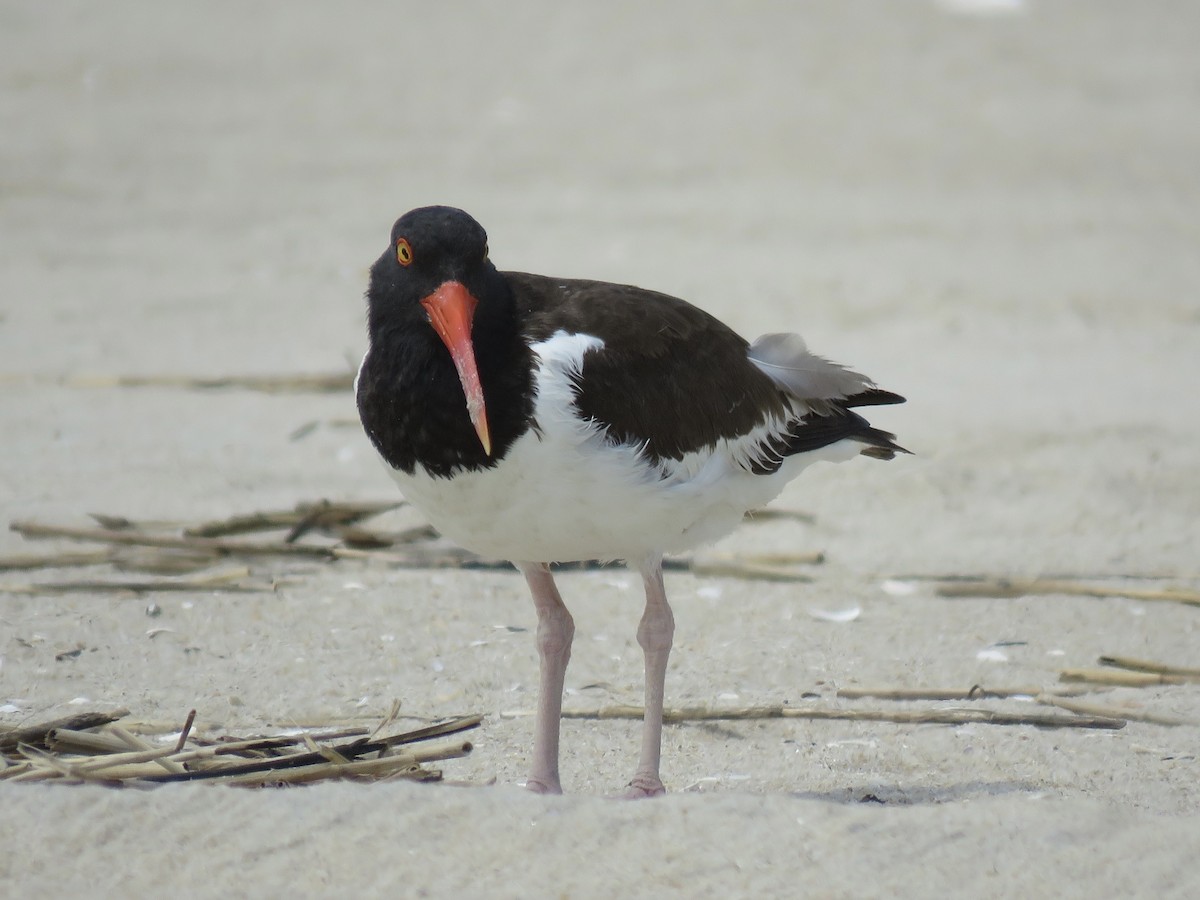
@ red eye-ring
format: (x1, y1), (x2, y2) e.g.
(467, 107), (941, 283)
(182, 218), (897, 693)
(396, 238), (414, 267)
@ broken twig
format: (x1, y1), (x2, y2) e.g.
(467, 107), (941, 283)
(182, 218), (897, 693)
(0, 709), (130, 753)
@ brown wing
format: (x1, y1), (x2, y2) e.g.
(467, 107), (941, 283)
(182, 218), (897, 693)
(506, 272), (787, 463)
(504, 271), (907, 467)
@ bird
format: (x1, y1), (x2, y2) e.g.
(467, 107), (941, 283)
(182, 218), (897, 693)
(355, 205), (907, 797)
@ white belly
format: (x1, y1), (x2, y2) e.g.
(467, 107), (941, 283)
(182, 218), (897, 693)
(382, 331), (860, 564)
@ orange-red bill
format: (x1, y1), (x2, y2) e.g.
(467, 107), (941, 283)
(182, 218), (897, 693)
(421, 281), (493, 456)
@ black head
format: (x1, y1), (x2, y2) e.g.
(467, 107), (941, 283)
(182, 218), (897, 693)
(368, 206), (496, 319)
(362, 206), (519, 463)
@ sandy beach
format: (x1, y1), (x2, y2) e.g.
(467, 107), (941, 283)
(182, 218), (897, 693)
(2, 1), (1198, 896)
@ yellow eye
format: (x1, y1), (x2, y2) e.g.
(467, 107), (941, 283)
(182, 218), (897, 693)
(396, 238), (414, 267)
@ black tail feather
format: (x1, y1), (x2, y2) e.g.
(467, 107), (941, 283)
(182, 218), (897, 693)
(841, 388), (907, 409)
(856, 424), (910, 459)
(748, 395), (908, 474)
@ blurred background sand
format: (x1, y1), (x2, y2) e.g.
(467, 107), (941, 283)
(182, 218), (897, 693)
(2, 1), (1198, 896)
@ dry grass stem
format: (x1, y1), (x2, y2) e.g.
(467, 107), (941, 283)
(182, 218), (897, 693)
(934, 578), (1200, 607)
(45, 728), (130, 754)
(334, 524), (441, 549)
(836, 685), (1096, 701)
(0, 565), (270, 595)
(174, 709), (197, 753)
(0, 709), (130, 752)
(184, 500), (401, 539)
(0, 550), (113, 571)
(182, 726), (372, 755)
(213, 749), (467, 787)
(1098, 655), (1200, 680)
(59, 372), (354, 394)
(547, 704), (1126, 730)
(216, 754), (425, 786)
(112, 548), (224, 575)
(368, 700), (404, 741)
(107, 724), (187, 775)
(10, 520), (336, 559)
(691, 552), (823, 581)
(1036, 694), (1195, 727)
(329, 545), (509, 568)
(1059, 668), (1186, 687)
(743, 508), (817, 524)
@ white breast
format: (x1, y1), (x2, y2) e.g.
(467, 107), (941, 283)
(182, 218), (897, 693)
(385, 331), (859, 564)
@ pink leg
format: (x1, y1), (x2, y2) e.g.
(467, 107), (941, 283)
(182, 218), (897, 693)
(625, 557), (675, 798)
(517, 562), (575, 794)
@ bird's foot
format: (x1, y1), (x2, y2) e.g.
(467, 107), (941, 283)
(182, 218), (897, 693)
(523, 776), (563, 795)
(620, 773), (666, 799)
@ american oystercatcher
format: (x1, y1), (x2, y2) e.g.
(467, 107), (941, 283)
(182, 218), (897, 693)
(356, 206), (907, 796)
